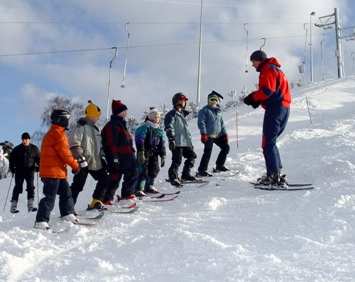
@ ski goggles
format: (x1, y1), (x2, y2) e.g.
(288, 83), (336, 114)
(179, 95), (188, 101)
(208, 96), (220, 103)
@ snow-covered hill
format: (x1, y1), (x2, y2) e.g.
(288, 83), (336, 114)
(1, 78), (355, 282)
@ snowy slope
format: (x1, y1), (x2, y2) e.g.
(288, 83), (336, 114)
(1, 78), (355, 281)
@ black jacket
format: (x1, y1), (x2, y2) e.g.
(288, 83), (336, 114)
(9, 144), (40, 173)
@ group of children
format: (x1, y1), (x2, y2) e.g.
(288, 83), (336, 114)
(5, 91), (229, 229)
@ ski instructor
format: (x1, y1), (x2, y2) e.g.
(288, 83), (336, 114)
(243, 50), (291, 186)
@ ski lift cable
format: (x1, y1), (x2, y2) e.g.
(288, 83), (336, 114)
(0, 34), (306, 58)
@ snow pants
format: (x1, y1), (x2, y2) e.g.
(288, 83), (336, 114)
(262, 106), (290, 176)
(11, 170), (35, 202)
(136, 155), (160, 192)
(198, 135), (230, 173)
(36, 178), (74, 222)
(70, 168), (110, 205)
(168, 146), (196, 180)
(104, 155), (138, 200)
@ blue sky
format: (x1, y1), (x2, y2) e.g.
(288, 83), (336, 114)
(0, 0), (353, 144)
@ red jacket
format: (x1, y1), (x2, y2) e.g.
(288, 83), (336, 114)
(40, 125), (79, 179)
(251, 57), (291, 109)
(101, 115), (135, 168)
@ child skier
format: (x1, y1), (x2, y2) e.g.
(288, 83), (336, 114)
(34, 109), (80, 229)
(9, 132), (40, 213)
(135, 108), (166, 196)
(69, 100), (109, 210)
(197, 91), (230, 177)
(164, 93), (197, 186)
(101, 100), (137, 202)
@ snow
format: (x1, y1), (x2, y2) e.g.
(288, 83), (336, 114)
(1, 78), (355, 281)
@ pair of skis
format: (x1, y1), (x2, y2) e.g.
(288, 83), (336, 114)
(251, 182), (314, 191)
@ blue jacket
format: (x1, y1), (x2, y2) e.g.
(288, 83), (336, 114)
(198, 105), (226, 138)
(135, 121), (166, 157)
(164, 109), (193, 147)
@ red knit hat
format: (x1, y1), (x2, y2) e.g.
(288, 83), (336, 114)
(112, 100), (128, 115)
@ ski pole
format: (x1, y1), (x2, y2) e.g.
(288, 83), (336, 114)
(305, 96), (313, 124)
(235, 100), (239, 149)
(36, 172), (40, 206)
(3, 174), (14, 212)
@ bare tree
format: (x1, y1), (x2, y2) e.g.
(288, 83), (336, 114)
(33, 96), (84, 146)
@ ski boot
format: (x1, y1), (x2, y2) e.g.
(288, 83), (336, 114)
(169, 178), (183, 187)
(34, 221), (50, 230)
(10, 200), (19, 214)
(88, 198), (106, 211)
(28, 198), (38, 212)
(135, 190), (147, 197)
(181, 174), (197, 182)
(196, 171), (213, 178)
(144, 186), (160, 194)
(62, 213), (80, 224)
(256, 172), (285, 187)
(213, 166), (229, 173)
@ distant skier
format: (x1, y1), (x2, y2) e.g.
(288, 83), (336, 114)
(0, 146), (9, 179)
(69, 100), (109, 210)
(9, 132), (40, 213)
(135, 108), (166, 196)
(197, 91), (230, 177)
(101, 100), (137, 203)
(164, 93), (197, 186)
(34, 110), (80, 229)
(243, 50), (291, 185)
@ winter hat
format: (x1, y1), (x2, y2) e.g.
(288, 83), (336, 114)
(250, 50), (267, 62)
(85, 100), (101, 119)
(21, 132), (31, 140)
(147, 107), (161, 121)
(208, 91), (224, 102)
(112, 99), (128, 115)
(172, 92), (189, 107)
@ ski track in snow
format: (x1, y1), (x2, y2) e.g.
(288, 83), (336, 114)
(1, 79), (355, 281)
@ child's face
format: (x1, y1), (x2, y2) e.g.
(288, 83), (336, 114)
(119, 110), (128, 119)
(151, 114), (161, 124)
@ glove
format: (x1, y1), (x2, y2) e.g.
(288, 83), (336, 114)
(72, 166), (80, 175)
(137, 150), (146, 165)
(112, 157), (120, 171)
(169, 140), (176, 151)
(160, 156), (165, 168)
(101, 156), (107, 168)
(77, 156), (88, 168)
(221, 134), (228, 143)
(243, 94), (260, 109)
(201, 134), (209, 144)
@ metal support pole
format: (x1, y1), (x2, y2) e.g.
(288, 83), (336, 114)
(196, 0), (203, 108)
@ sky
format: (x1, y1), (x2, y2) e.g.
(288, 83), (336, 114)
(0, 0), (353, 144)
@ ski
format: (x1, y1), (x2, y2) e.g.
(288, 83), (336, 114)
(250, 182), (313, 188)
(140, 194), (179, 202)
(145, 191), (181, 199)
(76, 210), (105, 220)
(107, 203), (139, 214)
(165, 178), (210, 188)
(285, 183), (313, 187)
(165, 179), (184, 187)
